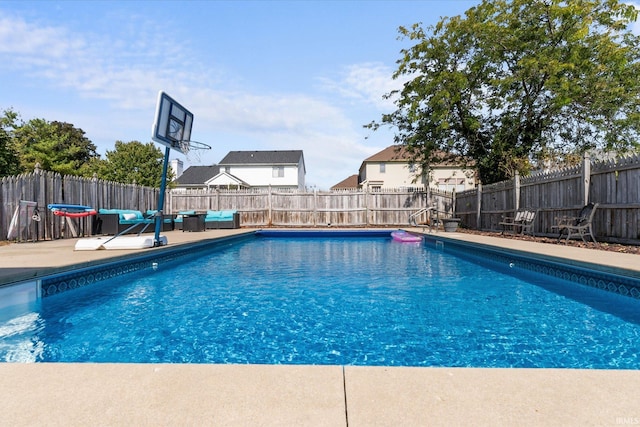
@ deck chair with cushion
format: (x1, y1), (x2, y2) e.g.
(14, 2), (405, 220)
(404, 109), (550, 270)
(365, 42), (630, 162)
(552, 202), (599, 243)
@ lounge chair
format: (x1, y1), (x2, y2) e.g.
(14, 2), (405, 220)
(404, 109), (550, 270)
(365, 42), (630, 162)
(499, 209), (537, 235)
(552, 203), (599, 243)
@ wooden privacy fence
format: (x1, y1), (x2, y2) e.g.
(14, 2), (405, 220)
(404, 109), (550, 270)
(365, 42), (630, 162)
(0, 169), (159, 242)
(3, 153), (639, 244)
(0, 169), (454, 241)
(456, 154), (640, 244)
(167, 187), (455, 228)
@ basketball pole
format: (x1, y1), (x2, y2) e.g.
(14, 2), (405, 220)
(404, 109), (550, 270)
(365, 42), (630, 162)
(154, 145), (171, 246)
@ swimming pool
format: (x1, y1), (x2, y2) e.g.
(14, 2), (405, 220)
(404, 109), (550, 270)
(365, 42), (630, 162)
(1, 231), (639, 368)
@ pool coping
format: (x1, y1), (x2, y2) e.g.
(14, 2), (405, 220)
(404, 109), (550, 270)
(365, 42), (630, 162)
(1, 363), (639, 426)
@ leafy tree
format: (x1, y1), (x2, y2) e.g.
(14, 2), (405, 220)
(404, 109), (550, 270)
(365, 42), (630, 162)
(51, 121), (100, 176)
(13, 118), (99, 176)
(98, 140), (173, 187)
(0, 109), (22, 177)
(369, 0), (640, 184)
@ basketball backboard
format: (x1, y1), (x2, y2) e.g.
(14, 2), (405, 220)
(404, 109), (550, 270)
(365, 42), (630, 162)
(151, 91), (193, 154)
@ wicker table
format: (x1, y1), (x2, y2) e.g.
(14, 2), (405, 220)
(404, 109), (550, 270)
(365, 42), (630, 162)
(182, 214), (206, 232)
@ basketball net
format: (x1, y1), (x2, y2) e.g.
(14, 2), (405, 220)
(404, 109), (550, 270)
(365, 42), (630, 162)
(179, 140), (208, 164)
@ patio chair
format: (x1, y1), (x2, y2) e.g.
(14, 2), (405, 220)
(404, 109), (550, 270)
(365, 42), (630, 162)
(552, 202), (599, 243)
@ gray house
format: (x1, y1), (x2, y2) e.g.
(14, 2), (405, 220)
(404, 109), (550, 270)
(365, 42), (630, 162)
(173, 165), (222, 191)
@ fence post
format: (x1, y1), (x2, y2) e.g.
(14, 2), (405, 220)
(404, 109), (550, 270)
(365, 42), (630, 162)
(452, 188), (457, 216)
(476, 182), (482, 230)
(34, 164), (43, 240)
(313, 188), (318, 227)
(514, 170), (520, 210)
(582, 153), (591, 206)
(166, 185), (172, 213)
(365, 186), (370, 226)
(268, 185), (272, 226)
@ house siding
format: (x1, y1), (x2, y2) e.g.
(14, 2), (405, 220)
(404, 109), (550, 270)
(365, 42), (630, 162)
(227, 165), (302, 189)
(362, 162), (428, 188)
(357, 146), (476, 191)
(297, 155), (306, 189)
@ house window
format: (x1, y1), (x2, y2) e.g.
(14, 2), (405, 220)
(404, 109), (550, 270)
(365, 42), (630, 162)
(379, 163), (386, 173)
(408, 163), (416, 173)
(437, 178), (465, 192)
(272, 166), (284, 178)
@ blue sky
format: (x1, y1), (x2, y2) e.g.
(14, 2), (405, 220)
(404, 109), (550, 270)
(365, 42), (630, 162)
(1, 0), (597, 188)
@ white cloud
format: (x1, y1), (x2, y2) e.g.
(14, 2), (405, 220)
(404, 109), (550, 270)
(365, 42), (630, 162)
(0, 12), (197, 109)
(0, 9), (390, 189)
(0, 16), (84, 57)
(317, 62), (406, 110)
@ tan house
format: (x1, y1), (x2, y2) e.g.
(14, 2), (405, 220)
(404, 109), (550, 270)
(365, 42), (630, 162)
(356, 145), (476, 192)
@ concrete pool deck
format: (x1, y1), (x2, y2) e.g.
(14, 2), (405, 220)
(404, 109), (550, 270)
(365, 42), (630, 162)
(1, 228), (639, 426)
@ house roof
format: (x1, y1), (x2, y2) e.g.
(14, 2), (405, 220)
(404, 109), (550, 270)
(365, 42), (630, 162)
(219, 150), (305, 169)
(363, 145), (469, 167)
(364, 145), (412, 162)
(174, 165), (220, 185)
(206, 172), (250, 187)
(330, 174), (359, 190)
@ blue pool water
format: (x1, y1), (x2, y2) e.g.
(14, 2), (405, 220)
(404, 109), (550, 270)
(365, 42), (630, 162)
(1, 234), (640, 368)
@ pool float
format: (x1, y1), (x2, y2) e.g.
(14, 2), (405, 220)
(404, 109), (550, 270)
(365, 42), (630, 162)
(391, 230), (423, 243)
(48, 203), (97, 218)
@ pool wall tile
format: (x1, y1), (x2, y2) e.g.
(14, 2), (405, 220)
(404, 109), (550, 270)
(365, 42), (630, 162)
(40, 234), (253, 298)
(424, 235), (640, 300)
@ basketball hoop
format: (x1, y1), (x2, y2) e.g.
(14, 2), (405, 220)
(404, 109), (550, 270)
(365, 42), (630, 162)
(177, 140), (211, 164)
(151, 90), (213, 247)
